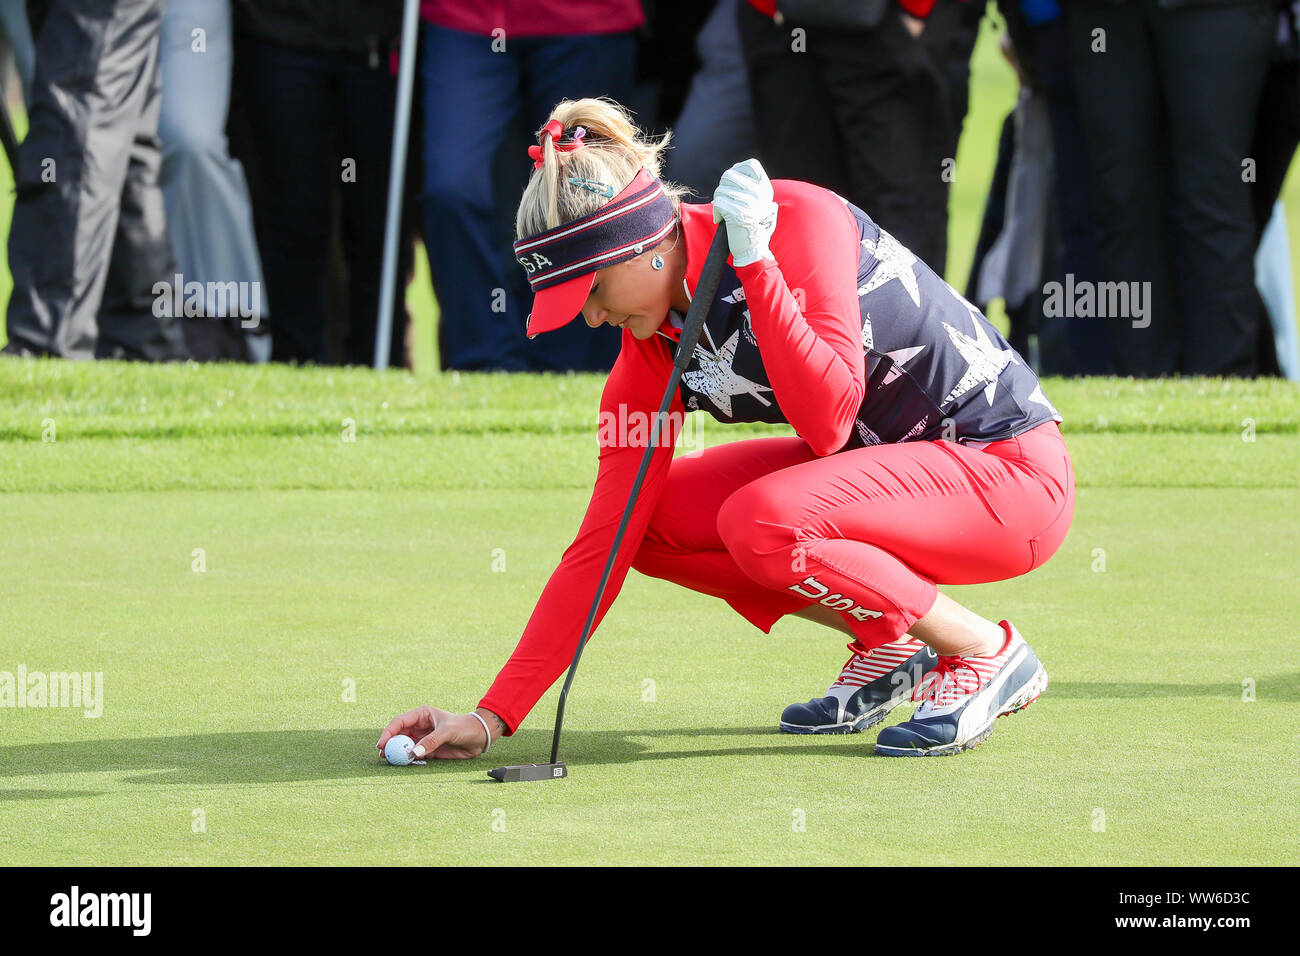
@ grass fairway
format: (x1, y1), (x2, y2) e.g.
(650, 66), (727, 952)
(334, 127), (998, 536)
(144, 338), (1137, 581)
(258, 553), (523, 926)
(2, 20), (1298, 868)
(0, 363), (1297, 866)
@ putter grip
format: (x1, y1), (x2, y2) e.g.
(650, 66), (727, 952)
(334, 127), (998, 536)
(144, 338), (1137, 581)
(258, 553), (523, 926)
(673, 226), (732, 372)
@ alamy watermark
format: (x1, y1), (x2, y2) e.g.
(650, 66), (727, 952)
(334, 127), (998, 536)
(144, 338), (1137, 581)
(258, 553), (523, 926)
(152, 274), (261, 328)
(50, 886), (150, 936)
(1042, 274), (1151, 328)
(597, 403), (706, 457)
(0, 665), (103, 717)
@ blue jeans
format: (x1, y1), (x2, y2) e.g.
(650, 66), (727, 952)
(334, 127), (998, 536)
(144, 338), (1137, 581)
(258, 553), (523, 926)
(419, 24), (635, 372)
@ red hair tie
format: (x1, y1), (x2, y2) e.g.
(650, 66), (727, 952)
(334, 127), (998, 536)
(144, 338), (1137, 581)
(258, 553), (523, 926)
(528, 120), (587, 170)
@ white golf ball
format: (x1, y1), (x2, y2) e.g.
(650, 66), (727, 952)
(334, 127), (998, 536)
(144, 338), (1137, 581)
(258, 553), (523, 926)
(384, 734), (416, 766)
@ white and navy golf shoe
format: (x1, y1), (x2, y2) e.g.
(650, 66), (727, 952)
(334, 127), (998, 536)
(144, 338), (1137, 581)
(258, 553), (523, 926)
(780, 638), (940, 734)
(874, 621), (1047, 756)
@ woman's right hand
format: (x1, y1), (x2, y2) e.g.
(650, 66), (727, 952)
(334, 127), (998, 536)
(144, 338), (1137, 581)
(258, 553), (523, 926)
(376, 706), (496, 760)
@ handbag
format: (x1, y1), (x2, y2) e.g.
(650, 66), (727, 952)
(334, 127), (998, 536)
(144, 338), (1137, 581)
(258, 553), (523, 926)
(773, 0), (892, 30)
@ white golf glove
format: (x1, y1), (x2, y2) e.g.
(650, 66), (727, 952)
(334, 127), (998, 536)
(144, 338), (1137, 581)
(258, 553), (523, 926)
(712, 159), (778, 268)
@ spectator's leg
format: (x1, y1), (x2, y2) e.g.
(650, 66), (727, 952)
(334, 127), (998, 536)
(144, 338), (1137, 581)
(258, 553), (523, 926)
(420, 23), (528, 372)
(6, 0), (177, 359)
(158, 0), (266, 357)
(1034, 14), (1111, 374)
(242, 36), (332, 363)
(97, 10), (188, 362)
(1250, 58), (1300, 241)
(817, 12), (952, 272)
(1156, 1), (1273, 376)
(336, 43), (406, 367)
(735, 0), (850, 201)
(663, 0), (759, 200)
(1068, 1), (1175, 376)
(934, 0), (988, 149)
(520, 31), (638, 373)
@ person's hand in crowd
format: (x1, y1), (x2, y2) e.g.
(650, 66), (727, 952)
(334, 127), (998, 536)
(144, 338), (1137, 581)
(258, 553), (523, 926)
(712, 159), (779, 268)
(900, 11), (925, 37)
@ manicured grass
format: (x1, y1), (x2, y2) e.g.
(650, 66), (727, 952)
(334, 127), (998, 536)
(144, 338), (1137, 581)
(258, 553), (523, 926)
(1, 23), (1297, 867)
(0, 357), (1296, 865)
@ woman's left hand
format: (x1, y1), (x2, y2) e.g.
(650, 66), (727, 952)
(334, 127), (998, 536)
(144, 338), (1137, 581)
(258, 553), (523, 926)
(712, 159), (778, 268)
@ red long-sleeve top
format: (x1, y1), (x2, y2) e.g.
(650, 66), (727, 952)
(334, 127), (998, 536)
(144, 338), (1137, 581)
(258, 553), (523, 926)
(479, 184), (865, 732)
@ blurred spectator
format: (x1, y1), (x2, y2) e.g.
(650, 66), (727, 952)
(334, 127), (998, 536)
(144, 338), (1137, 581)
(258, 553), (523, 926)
(629, 0), (715, 140)
(419, 0), (643, 373)
(1024, 1), (1110, 375)
(159, 0), (267, 361)
(967, 80), (1055, 370)
(1248, 2), (1300, 376)
(233, 0), (408, 366)
(0, 0), (34, 105)
(1068, 0), (1274, 377)
(1256, 202), (1300, 378)
(970, 1), (1112, 376)
(661, 0), (759, 199)
(737, 0), (987, 276)
(4, 0), (187, 361)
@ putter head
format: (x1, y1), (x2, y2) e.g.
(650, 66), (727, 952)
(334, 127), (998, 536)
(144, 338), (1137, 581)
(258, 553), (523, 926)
(487, 762), (568, 782)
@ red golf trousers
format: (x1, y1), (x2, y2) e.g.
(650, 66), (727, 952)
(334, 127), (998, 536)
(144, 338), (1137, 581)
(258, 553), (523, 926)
(631, 420), (1075, 648)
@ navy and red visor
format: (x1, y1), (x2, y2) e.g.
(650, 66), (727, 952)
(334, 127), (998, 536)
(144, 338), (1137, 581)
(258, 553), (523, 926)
(513, 168), (676, 338)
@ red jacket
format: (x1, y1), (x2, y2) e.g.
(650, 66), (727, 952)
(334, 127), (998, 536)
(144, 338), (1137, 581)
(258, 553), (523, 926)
(422, 0), (644, 37)
(479, 184), (867, 732)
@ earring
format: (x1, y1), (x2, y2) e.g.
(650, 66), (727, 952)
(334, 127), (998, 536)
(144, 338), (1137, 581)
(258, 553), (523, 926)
(651, 254), (665, 270)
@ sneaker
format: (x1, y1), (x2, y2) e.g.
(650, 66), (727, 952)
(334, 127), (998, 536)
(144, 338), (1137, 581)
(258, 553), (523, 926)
(874, 621), (1047, 756)
(780, 638), (939, 734)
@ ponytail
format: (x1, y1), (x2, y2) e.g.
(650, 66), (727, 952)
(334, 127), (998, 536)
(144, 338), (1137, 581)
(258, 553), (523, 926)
(516, 96), (691, 239)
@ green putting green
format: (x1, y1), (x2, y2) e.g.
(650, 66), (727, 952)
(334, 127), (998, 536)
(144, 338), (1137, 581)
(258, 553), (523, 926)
(0, 363), (1296, 865)
(2, 20), (1297, 865)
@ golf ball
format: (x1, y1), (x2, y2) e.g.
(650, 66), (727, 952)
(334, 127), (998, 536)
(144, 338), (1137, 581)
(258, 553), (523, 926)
(384, 734), (416, 766)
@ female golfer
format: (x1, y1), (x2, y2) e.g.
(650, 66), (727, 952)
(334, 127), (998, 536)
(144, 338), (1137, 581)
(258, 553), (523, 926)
(379, 97), (1074, 759)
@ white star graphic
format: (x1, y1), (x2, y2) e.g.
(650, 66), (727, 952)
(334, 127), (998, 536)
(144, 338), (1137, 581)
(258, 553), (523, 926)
(683, 327), (773, 417)
(858, 229), (921, 308)
(1028, 384), (1059, 418)
(941, 318), (1020, 407)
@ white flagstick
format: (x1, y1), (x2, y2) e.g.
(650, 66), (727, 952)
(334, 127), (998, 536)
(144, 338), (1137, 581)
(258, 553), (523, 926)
(373, 0), (421, 371)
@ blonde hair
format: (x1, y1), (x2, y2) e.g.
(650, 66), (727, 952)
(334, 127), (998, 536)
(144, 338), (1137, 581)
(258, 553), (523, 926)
(515, 97), (691, 239)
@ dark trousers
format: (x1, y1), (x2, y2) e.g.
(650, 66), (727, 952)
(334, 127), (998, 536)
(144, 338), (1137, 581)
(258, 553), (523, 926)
(1068, 0), (1274, 376)
(240, 36), (406, 366)
(737, 0), (984, 275)
(420, 24), (635, 373)
(6, 0), (185, 360)
(1034, 15), (1110, 375)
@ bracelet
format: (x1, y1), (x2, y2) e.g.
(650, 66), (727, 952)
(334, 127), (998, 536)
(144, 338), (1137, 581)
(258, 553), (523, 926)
(469, 711), (492, 755)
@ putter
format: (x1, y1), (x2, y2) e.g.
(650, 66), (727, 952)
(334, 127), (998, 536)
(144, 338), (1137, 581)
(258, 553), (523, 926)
(489, 222), (731, 782)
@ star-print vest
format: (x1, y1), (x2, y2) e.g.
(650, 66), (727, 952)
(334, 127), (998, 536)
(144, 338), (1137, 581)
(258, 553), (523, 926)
(660, 200), (1063, 450)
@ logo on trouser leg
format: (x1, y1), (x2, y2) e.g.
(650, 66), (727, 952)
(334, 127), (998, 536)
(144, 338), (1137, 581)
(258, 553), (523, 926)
(788, 575), (883, 622)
